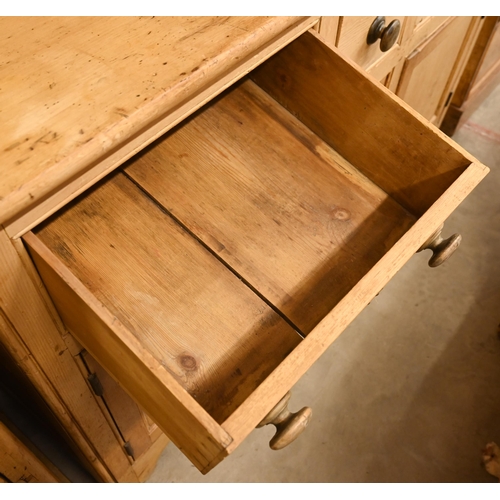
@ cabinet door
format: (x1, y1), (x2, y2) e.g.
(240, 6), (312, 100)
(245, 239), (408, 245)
(81, 351), (163, 462)
(396, 17), (473, 124)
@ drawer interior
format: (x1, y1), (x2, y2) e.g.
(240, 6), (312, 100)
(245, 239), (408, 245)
(23, 30), (485, 473)
(32, 172), (301, 424)
(123, 79), (416, 335)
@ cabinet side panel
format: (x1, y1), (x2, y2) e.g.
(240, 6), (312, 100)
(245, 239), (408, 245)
(0, 230), (131, 482)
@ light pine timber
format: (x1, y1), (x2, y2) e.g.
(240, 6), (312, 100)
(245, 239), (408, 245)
(250, 30), (478, 217)
(29, 173), (300, 423)
(432, 17), (484, 126)
(132, 433), (170, 482)
(125, 79), (416, 335)
(0, 420), (60, 483)
(12, 24), (492, 476)
(316, 17), (340, 45)
(0, 229), (131, 482)
(396, 17), (474, 123)
(442, 17), (500, 135)
(82, 350), (162, 461)
(399, 16), (450, 52)
(336, 16), (403, 70)
(1, 16), (318, 235)
(23, 172), (302, 472)
(23, 229), (232, 473)
(220, 162), (488, 459)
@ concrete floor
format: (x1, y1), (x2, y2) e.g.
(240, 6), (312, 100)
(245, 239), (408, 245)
(148, 85), (500, 483)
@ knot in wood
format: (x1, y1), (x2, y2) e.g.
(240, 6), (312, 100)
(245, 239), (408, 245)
(178, 354), (198, 371)
(331, 207), (351, 221)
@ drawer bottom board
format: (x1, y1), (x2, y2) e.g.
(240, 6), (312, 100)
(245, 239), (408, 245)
(124, 79), (417, 334)
(30, 172), (301, 424)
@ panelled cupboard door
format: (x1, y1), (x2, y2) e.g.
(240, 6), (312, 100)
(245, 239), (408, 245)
(23, 30), (488, 474)
(401, 16), (450, 49)
(81, 351), (163, 462)
(396, 17), (473, 124)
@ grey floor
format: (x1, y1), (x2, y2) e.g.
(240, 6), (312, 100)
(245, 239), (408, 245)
(148, 85), (500, 483)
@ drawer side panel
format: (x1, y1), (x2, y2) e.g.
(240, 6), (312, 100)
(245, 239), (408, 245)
(23, 231), (232, 473)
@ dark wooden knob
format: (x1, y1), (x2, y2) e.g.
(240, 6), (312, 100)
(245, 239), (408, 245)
(257, 392), (312, 450)
(367, 17), (401, 52)
(417, 224), (462, 267)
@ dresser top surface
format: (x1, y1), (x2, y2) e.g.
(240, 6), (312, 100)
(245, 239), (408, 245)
(0, 16), (311, 225)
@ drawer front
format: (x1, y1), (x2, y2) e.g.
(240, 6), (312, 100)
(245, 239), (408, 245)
(23, 30), (488, 474)
(337, 16), (405, 71)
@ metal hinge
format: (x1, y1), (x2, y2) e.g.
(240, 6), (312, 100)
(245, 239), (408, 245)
(87, 372), (104, 397)
(124, 441), (135, 460)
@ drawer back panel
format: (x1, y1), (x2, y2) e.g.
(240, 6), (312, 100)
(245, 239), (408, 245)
(251, 30), (472, 217)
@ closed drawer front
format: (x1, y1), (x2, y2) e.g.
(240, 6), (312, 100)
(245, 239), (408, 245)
(23, 30), (488, 474)
(337, 16), (406, 70)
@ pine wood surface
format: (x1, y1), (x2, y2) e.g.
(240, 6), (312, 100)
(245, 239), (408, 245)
(441, 17), (500, 135)
(82, 350), (162, 461)
(336, 16), (403, 70)
(0, 16), (316, 230)
(30, 172), (301, 425)
(0, 230), (131, 482)
(251, 31), (474, 217)
(396, 17), (473, 122)
(474, 20), (500, 84)
(0, 421), (60, 483)
(23, 228), (233, 472)
(221, 161), (489, 453)
(9, 23), (490, 475)
(124, 79), (416, 335)
(400, 17), (450, 52)
(132, 433), (170, 482)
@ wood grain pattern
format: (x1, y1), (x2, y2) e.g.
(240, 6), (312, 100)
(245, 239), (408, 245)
(13, 24), (490, 476)
(0, 421), (60, 483)
(396, 17), (473, 122)
(400, 16), (450, 51)
(221, 162), (489, 457)
(24, 229), (233, 472)
(125, 79), (416, 334)
(336, 16), (403, 70)
(441, 17), (500, 135)
(31, 173), (300, 425)
(82, 351), (160, 461)
(0, 229), (130, 482)
(132, 433), (169, 482)
(251, 30), (474, 217)
(0, 16), (316, 228)
(317, 17), (340, 45)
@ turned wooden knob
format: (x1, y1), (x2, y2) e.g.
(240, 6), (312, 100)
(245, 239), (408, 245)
(417, 224), (462, 267)
(257, 392), (312, 450)
(366, 17), (401, 52)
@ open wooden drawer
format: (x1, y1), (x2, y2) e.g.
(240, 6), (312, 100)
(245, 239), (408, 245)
(22, 31), (488, 474)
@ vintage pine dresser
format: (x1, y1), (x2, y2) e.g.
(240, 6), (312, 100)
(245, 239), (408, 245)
(0, 17), (490, 480)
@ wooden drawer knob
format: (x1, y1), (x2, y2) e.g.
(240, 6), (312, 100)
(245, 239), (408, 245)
(367, 16), (401, 52)
(417, 224), (462, 267)
(257, 392), (312, 450)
